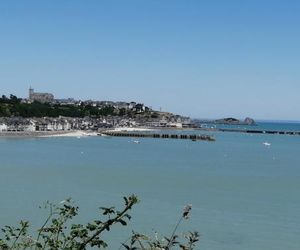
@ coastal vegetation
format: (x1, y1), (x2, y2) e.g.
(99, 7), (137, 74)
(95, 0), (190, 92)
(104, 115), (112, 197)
(0, 195), (199, 249)
(0, 95), (116, 118)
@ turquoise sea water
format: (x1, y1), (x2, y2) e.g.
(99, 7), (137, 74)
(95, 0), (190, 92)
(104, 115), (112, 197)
(0, 122), (300, 249)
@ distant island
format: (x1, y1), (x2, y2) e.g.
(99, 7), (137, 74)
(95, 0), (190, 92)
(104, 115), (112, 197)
(215, 117), (256, 125)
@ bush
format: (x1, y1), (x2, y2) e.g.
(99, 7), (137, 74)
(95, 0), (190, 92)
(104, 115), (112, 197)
(0, 195), (199, 249)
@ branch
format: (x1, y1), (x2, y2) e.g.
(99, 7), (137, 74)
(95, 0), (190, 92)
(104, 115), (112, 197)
(78, 195), (138, 249)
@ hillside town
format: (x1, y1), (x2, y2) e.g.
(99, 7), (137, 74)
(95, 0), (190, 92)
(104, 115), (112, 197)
(0, 88), (195, 133)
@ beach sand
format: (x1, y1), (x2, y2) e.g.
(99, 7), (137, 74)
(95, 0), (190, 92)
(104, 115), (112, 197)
(106, 127), (154, 132)
(0, 130), (98, 138)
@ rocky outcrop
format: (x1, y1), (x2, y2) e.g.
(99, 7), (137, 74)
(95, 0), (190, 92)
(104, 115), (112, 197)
(244, 117), (256, 125)
(215, 117), (256, 125)
(215, 117), (240, 124)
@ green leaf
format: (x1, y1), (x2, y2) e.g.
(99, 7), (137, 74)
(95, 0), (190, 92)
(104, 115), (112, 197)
(118, 219), (127, 226)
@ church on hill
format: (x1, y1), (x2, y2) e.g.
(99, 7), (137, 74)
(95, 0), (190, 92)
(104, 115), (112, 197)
(28, 87), (54, 103)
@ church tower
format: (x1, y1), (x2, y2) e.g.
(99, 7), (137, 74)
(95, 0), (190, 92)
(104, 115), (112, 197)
(29, 87), (34, 100)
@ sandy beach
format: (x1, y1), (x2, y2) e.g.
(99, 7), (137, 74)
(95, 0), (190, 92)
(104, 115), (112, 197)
(0, 130), (98, 138)
(39, 130), (98, 137)
(0, 127), (153, 138)
(105, 127), (154, 132)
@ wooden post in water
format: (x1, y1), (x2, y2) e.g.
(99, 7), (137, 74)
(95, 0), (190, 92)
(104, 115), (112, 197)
(100, 131), (215, 141)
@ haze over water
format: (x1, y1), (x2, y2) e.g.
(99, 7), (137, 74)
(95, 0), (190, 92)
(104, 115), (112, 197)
(0, 122), (299, 249)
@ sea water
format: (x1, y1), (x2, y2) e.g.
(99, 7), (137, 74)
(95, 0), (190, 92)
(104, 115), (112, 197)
(0, 122), (299, 249)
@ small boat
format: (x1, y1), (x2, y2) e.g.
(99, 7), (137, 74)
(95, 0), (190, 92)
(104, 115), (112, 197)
(263, 142), (271, 146)
(133, 140), (140, 144)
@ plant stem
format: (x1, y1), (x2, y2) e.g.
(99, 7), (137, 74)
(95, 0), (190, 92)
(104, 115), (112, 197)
(11, 222), (27, 249)
(35, 204), (53, 247)
(166, 215), (183, 249)
(78, 200), (135, 249)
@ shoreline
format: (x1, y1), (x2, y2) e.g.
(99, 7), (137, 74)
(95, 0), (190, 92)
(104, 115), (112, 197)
(0, 130), (98, 138)
(104, 127), (155, 132)
(0, 127), (194, 138)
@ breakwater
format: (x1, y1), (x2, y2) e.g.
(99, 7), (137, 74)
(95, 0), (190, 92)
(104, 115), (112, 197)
(195, 128), (300, 135)
(101, 132), (215, 141)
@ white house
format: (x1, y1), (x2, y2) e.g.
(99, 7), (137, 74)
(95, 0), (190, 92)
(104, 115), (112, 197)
(0, 124), (8, 131)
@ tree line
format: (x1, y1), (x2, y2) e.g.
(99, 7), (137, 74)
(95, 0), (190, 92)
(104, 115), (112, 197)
(0, 95), (116, 118)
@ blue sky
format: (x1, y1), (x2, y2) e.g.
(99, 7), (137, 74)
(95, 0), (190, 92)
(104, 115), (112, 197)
(0, 0), (299, 120)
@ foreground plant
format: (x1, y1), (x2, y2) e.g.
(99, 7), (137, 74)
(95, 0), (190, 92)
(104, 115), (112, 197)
(0, 195), (199, 249)
(121, 204), (199, 250)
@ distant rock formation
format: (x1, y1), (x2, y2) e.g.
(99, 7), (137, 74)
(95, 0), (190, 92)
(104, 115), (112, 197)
(215, 117), (240, 124)
(244, 117), (256, 125)
(215, 117), (256, 125)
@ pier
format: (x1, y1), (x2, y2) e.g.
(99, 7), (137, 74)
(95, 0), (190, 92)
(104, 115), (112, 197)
(101, 132), (215, 141)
